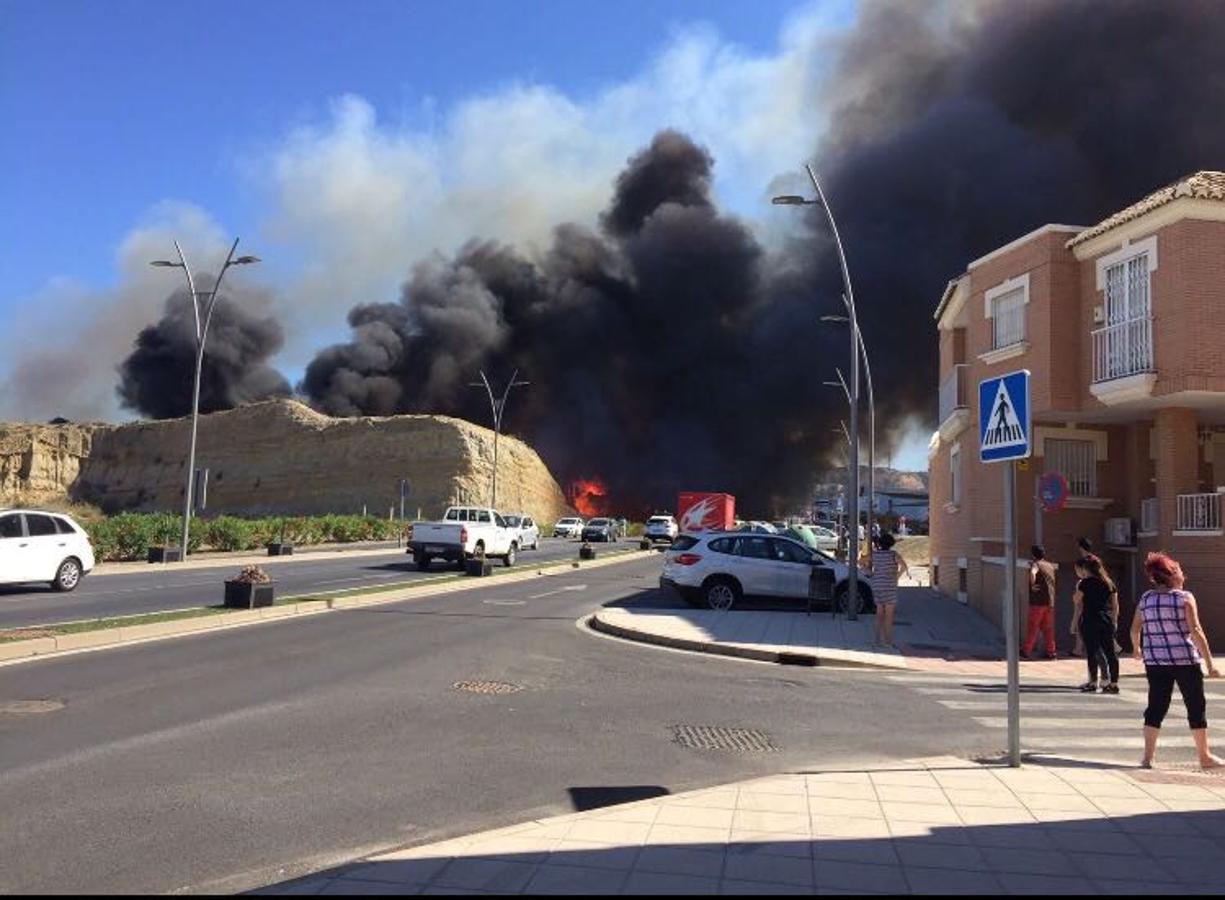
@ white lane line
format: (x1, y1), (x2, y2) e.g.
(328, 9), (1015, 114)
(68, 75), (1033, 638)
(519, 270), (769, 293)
(529, 584), (588, 599)
(483, 599), (526, 606)
(937, 700), (1123, 711)
(1021, 736), (1198, 749)
(971, 717), (1145, 730)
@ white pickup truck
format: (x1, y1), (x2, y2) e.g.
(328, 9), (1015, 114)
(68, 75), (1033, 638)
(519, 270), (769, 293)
(407, 506), (519, 570)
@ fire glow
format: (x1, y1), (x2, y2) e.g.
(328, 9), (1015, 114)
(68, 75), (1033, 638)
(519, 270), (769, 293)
(571, 478), (609, 518)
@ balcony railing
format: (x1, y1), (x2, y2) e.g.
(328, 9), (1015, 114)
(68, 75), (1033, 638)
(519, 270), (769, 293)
(1140, 497), (1160, 534)
(1093, 316), (1154, 383)
(939, 363), (969, 425)
(1177, 493), (1223, 533)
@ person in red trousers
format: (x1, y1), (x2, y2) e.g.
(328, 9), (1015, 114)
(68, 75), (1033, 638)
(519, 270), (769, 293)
(1023, 544), (1058, 660)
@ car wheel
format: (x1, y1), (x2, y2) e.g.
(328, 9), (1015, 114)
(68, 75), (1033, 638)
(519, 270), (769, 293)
(52, 557), (82, 592)
(835, 582), (869, 616)
(504, 544), (517, 567)
(703, 577), (740, 611)
(415, 554), (432, 571)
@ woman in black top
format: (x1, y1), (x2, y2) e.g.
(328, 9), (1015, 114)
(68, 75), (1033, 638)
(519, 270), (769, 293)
(1072, 555), (1120, 693)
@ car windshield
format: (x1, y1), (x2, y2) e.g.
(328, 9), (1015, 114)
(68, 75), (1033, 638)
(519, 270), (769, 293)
(588, 518), (610, 526)
(647, 517), (671, 525)
(560, 518), (578, 525)
(504, 516), (521, 526)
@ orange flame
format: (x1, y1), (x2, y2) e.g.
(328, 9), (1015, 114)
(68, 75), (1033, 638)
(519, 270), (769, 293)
(570, 477), (609, 517)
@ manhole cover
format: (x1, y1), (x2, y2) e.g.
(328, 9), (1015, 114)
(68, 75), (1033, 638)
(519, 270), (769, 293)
(453, 680), (523, 695)
(0, 699), (65, 715)
(672, 725), (778, 753)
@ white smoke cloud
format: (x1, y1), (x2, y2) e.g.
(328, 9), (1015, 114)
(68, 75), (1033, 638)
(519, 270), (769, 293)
(253, 4), (844, 367)
(0, 202), (247, 422)
(2, 3), (847, 420)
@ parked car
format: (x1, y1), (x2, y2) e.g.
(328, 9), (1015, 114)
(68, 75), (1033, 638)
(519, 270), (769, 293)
(502, 514), (540, 550)
(0, 509), (95, 592)
(661, 532), (872, 613)
(553, 517), (584, 539)
(581, 517), (617, 542)
(407, 506), (519, 570)
(644, 515), (679, 544)
(787, 524), (839, 553)
(735, 520), (777, 534)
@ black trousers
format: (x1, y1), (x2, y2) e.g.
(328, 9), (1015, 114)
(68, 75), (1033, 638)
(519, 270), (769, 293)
(1144, 664), (1208, 729)
(1081, 621), (1119, 684)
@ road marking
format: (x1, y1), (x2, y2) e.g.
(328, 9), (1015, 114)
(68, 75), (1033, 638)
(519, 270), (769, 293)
(971, 716), (1144, 730)
(482, 599), (526, 606)
(529, 585), (588, 599)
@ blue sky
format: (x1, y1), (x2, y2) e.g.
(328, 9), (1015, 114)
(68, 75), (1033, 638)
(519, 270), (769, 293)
(0, 0), (936, 469)
(1, 0), (828, 297)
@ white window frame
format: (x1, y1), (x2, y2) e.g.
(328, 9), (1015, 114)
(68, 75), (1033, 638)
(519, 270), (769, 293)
(981, 272), (1030, 362)
(1045, 437), (1097, 498)
(949, 443), (962, 506)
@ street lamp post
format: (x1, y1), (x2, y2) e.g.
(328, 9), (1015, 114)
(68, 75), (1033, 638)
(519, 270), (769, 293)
(470, 369), (530, 509)
(774, 164), (863, 618)
(823, 312), (875, 554)
(150, 238), (260, 559)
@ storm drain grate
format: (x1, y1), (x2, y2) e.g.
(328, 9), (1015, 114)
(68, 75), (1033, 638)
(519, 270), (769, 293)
(453, 680), (523, 695)
(671, 724), (778, 753)
(0, 699), (65, 715)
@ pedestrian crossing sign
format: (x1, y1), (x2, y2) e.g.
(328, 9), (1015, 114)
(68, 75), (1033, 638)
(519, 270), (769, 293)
(979, 370), (1031, 463)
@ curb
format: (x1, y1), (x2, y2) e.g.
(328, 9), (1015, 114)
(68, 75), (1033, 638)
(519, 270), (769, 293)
(587, 611), (909, 670)
(0, 549), (653, 667)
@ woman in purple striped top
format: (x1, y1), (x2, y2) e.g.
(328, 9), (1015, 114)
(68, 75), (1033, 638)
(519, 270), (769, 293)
(1129, 552), (1222, 769)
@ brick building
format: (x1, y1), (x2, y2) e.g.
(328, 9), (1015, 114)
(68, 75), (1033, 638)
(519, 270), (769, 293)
(928, 171), (1225, 647)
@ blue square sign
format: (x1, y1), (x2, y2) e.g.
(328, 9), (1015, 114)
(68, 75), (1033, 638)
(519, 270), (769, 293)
(979, 370), (1031, 463)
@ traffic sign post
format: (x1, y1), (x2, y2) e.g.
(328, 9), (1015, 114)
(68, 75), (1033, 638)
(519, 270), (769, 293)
(979, 370), (1031, 768)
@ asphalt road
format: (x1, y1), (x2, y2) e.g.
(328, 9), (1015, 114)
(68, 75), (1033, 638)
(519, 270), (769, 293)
(0, 537), (599, 630)
(0, 554), (1011, 895)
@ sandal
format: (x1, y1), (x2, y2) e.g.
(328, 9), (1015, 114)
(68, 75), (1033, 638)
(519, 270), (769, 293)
(1079, 682), (1099, 693)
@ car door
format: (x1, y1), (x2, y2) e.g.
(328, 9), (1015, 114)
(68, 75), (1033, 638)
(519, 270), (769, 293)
(768, 538), (815, 599)
(23, 513), (64, 581)
(0, 512), (32, 584)
(734, 535), (776, 597)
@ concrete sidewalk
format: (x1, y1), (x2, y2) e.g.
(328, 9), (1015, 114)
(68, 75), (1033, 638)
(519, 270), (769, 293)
(593, 584), (1147, 679)
(266, 755), (1225, 895)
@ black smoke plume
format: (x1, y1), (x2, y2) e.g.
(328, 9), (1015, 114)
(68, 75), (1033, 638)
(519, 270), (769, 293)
(306, 0), (1225, 514)
(117, 285), (291, 419)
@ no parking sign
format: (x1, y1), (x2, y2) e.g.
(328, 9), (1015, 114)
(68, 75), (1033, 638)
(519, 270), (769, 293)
(1039, 472), (1069, 513)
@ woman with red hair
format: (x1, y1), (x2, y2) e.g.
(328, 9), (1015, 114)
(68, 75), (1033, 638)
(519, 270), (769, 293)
(1130, 552), (1223, 769)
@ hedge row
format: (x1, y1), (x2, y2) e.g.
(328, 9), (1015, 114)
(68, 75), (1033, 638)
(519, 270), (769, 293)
(85, 513), (405, 562)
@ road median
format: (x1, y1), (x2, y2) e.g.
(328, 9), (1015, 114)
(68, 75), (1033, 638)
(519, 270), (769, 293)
(0, 547), (652, 666)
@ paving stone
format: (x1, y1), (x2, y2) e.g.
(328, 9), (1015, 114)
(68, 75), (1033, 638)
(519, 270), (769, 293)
(722, 851), (814, 887)
(634, 846), (725, 879)
(813, 860), (909, 893)
(622, 870), (720, 894)
(525, 863), (627, 894)
(903, 866), (1002, 894)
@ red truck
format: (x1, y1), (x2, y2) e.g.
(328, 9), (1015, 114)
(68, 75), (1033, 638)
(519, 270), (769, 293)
(676, 491), (736, 534)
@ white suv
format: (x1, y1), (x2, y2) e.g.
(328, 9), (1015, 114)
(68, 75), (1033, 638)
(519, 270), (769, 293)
(0, 509), (95, 592)
(661, 532), (870, 613)
(644, 515), (678, 543)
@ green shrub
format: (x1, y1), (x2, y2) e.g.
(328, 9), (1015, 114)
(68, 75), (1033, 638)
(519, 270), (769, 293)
(205, 516), (256, 552)
(109, 512), (159, 560)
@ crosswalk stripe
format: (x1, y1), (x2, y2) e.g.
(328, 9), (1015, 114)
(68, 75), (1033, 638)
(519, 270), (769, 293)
(937, 700), (1134, 711)
(971, 717), (1144, 730)
(1021, 736), (1198, 749)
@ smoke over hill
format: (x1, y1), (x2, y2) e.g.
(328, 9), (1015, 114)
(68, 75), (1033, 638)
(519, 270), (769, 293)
(116, 0), (1225, 514)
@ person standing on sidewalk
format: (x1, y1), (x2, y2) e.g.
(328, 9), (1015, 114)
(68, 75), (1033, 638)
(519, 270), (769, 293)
(1072, 556), (1120, 693)
(1022, 545), (1058, 660)
(870, 532), (909, 647)
(1130, 552), (1224, 769)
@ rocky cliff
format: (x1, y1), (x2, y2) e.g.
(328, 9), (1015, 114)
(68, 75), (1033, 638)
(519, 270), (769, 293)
(2, 400), (572, 523)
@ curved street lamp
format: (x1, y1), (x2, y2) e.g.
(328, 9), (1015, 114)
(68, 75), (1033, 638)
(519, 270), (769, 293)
(149, 238), (260, 559)
(470, 369), (530, 509)
(774, 164), (864, 617)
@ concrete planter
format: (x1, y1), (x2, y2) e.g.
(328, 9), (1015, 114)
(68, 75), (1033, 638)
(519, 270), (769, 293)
(148, 546), (183, 563)
(580, 545), (597, 560)
(266, 542), (295, 557)
(224, 580), (275, 609)
(639, 539), (651, 551)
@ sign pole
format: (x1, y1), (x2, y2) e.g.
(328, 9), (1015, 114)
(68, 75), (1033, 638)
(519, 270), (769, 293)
(1004, 460), (1021, 767)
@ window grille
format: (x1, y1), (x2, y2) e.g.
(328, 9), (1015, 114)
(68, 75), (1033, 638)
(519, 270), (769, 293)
(1045, 438), (1097, 497)
(991, 288), (1026, 349)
